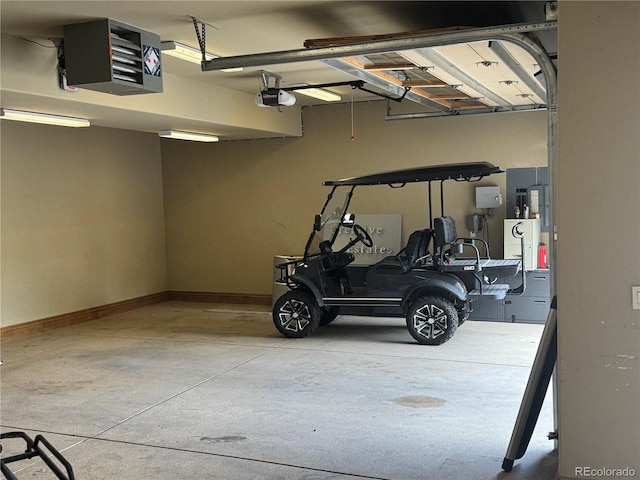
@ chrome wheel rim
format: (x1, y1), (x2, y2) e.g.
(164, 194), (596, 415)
(412, 303), (448, 339)
(278, 298), (312, 333)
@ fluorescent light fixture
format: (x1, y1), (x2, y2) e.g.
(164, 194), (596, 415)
(219, 66), (244, 73)
(161, 41), (214, 63)
(294, 87), (341, 102)
(161, 41), (243, 72)
(0, 108), (90, 127)
(158, 130), (219, 142)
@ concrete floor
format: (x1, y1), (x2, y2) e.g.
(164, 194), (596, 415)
(1, 302), (557, 479)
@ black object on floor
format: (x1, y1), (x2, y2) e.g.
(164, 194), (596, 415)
(1, 431), (75, 480)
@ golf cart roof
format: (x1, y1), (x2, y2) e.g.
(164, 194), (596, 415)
(323, 162), (503, 187)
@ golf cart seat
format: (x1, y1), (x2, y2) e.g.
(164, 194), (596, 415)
(433, 217), (472, 272)
(434, 216), (522, 279)
(371, 228), (433, 274)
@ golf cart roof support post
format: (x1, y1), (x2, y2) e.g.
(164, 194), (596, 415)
(428, 181), (434, 229)
(321, 186), (337, 212)
(440, 179), (446, 217)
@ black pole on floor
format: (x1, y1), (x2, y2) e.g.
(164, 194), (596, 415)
(502, 296), (558, 472)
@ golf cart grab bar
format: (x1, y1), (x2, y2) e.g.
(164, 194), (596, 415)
(457, 237), (490, 258)
(453, 238), (484, 271)
(276, 259), (304, 284)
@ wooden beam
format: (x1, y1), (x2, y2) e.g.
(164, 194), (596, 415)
(426, 92), (470, 99)
(363, 62), (416, 71)
(441, 99), (487, 108)
(400, 80), (448, 87)
(304, 26), (473, 48)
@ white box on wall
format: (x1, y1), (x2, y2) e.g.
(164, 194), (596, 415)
(476, 186), (503, 208)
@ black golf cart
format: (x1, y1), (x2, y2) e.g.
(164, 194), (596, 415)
(273, 162), (525, 345)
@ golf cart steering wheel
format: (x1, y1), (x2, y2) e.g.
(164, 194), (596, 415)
(353, 224), (374, 248)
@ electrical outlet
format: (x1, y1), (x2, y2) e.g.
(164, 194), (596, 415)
(633, 286), (640, 310)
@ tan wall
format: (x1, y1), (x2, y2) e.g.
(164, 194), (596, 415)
(162, 101), (547, 295)
(0, 123), (167, 328)
(557, 2), (640, 478)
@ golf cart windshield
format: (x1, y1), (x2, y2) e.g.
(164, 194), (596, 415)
(304, 186), (354, 258)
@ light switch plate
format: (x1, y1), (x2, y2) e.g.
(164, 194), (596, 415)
(633, 286), (640, 310)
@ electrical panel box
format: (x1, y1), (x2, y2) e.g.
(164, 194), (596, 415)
(475, 186), (502, 208)
(63, 19), (162, 95)
(528, 184), (549, 229)
(506, 167), (549, 232)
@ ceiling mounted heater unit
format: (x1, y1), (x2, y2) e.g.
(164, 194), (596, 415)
(63, 19), (162, 95)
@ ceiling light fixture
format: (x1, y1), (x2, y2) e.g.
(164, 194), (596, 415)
(161, 41), (214, 63)
(161, 41), (242, 72)
(0, 108), (90, 127)
(293, 86), (341, 102)
(158, 130), (219, 142)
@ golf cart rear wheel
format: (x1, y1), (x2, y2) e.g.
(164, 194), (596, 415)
(273, 290), (321, 338)
(319, 306), (340, 326)
(406, 296), (459, 345)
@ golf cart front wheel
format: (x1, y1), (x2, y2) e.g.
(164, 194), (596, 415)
(406, 295), (459, 345)
(273, 290), (321, 338)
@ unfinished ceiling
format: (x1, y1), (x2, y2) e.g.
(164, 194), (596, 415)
(310, 32), (549, 116)
(0, 1), (557, 140)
